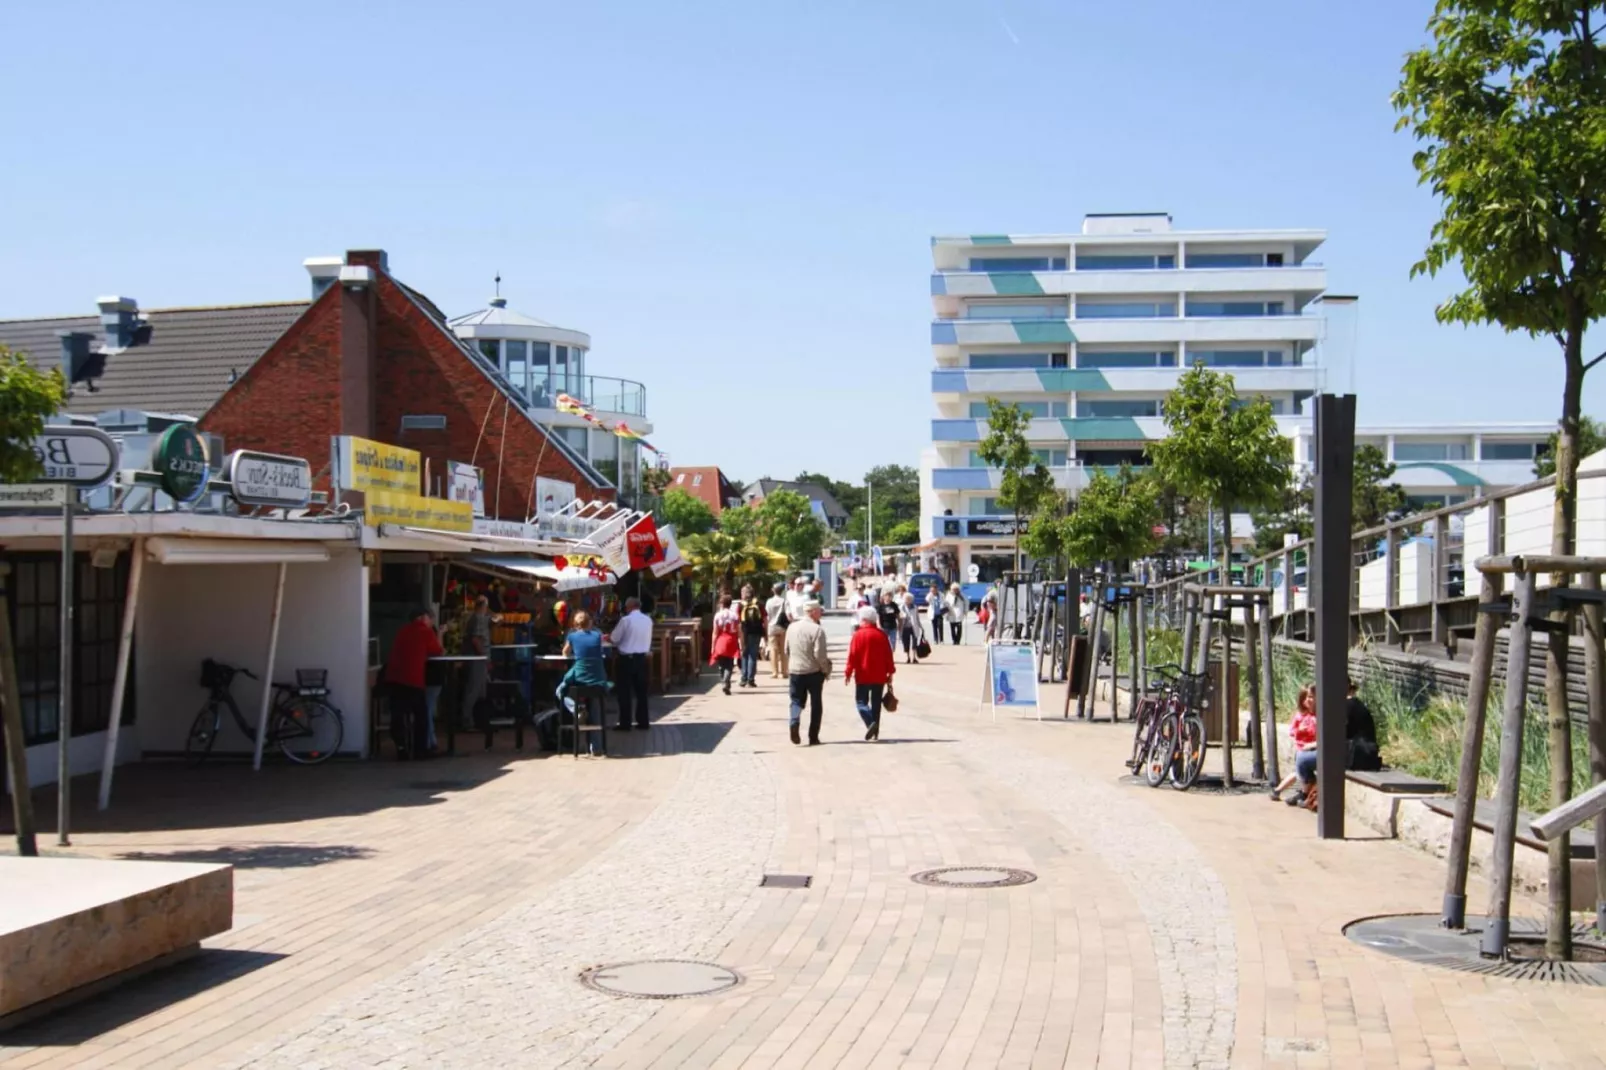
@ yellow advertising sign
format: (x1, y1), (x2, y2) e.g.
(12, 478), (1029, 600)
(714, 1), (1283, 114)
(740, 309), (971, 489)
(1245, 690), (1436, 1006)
(364, 491), (474, 533)
(337, 435), (421, 494)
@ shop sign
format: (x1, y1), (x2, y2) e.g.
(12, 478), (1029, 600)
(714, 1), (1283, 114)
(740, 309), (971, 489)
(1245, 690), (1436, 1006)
(534, 476), (576, 516)
(151, 424), (211, 503)
(31, 426), (119, 488)
(625, 514), (663, 571)
(227, 450), (312, 508)
(595, 516), (633, 576)
(0, 484), (69, 508)
(650, 524), (684, 578)
(472, 518), (534, 539)
(334, 435), (420, 495)
(966, 517), (1023, 538)
(447, 461), (485, 517)
(364, 490), (474, 533)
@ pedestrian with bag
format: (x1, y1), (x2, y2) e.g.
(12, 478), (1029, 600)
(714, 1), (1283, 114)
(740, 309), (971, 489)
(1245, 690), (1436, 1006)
(765, 581), (790, 678)
(898, 590), (923, 665)
(845, 605), (896, 741)
(875, 590), (901, 653)
(738, 584), (766, 688)
(784, 600), (831, 746)
(710, 594), (741, 695)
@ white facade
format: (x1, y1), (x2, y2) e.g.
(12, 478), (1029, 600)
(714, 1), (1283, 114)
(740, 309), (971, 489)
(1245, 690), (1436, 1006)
(920, 213), (1555, 581)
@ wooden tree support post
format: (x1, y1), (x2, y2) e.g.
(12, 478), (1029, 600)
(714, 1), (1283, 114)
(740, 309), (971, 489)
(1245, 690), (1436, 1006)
(1180, 588), (1198, 679)
(1127, 588), (1140, 722)
(1220, 596), (1235, 790)
(1077, 573), (1103, 720)
(1442, 567), (1503, 930)
(1136, 587), (1148, 700)
(1259, 598), (1279, 786)
(1108, 583), (1122, 723)
(1581, 571), (1606, 935)
(1482, 568), (1537, 959)
(1246, 600), (1265, 782)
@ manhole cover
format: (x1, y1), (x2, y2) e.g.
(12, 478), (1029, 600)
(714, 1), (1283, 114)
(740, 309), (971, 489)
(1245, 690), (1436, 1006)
(911, 866), (1037, 889)
(579, 959), (743, 999)
(1343, 913), (1606, 986)
(760, 874), (812, 888)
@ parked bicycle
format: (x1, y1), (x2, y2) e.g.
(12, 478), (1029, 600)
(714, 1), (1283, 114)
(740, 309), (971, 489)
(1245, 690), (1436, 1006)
(1129, 662), (1209, 790)
(186, 659), (344, 765)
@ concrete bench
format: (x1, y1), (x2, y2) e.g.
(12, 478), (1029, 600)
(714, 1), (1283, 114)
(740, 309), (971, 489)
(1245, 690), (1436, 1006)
(1346, 768), (1447, 795)
(1422, 797), (1596, 859)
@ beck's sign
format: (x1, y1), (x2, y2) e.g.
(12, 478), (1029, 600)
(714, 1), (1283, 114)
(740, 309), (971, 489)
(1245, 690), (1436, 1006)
(31, 426), (119, 488)
(227, 450), (312, 508)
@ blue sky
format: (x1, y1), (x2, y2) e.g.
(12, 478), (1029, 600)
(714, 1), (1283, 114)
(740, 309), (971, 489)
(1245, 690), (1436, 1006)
(1, 0), (1597, 486)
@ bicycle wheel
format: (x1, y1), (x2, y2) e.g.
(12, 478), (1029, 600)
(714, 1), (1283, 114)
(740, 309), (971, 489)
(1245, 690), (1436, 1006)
(274, 699), (344, 764)
(1144, 715), (1177, 788)
(185, 702), (221, 765)
(1171, 714), (1207, 790)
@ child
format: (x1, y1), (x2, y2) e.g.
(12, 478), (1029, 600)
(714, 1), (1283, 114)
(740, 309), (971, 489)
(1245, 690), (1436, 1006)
(1270, 684), (1317, 804)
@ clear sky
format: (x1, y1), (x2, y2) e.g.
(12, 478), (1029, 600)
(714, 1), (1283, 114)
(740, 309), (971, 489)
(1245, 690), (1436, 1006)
(2, 1), (1598, 486)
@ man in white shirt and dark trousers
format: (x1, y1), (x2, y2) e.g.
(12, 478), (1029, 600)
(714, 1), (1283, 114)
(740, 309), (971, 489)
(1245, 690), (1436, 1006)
(610, 597), (653, 731)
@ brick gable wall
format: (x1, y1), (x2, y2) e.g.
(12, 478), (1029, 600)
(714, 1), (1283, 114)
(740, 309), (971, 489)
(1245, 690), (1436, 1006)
(201, 261), (611, 517)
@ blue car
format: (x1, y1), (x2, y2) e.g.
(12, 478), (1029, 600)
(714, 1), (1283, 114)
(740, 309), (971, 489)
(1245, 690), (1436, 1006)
(908, 572), (943, 608)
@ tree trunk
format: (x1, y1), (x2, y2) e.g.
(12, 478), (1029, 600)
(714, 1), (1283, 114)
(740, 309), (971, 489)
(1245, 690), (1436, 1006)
(1545, 317), (1586, 959)
(1219, 493), (1233, 588)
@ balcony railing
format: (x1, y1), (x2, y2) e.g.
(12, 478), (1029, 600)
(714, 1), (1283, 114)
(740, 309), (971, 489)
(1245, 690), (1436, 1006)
(520, 374), (647, 417)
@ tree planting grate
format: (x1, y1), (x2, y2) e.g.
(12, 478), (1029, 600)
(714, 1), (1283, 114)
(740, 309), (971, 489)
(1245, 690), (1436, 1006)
(1344, 913), (1606, 986)
(911, 866), (1037, 889)
(759, 874), (812, 888)
(579, 959), (743, 1000)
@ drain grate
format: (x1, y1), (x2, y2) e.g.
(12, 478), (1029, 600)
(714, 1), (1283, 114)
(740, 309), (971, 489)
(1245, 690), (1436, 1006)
(912, 866), (1037, 889)
(579, 959), (743, 1000)
(1344, 913), (1606, 986)
(760, 874), (812, 888)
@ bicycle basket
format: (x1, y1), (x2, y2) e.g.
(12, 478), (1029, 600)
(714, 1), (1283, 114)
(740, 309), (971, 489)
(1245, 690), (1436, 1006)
(199, 658), (233, 690)
(295, 668), (329, 696)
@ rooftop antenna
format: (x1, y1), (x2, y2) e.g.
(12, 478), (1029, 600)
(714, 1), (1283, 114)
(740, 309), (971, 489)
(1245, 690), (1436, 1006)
(494, 272), (501, 298)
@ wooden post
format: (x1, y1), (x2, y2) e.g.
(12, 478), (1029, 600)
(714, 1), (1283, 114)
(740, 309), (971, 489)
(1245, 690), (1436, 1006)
(1384, 525), (1402, 648)
(1181, 588), (1198, 678)
(1260, 596), (1279, 785)
(1220, 594), (1235, 789)
(1442, 566), (1504, 929)
(1543, 571), (1575, 960)
(1281, 548), (1295, 639)
(1077, 573), (1101, 719)
(1581, 570), (1606, 935)
(97, 543), (144, 811)
(0, 565), (38, 856)
(1246, 599), (1265, 781)
(1196, 591), (1215, 679)
(1127, 589), (1139, 722)
(1136, 587), (1148, 700)
(1482, 568), (1536, 959)
(1429, 514), (1450, 655)
(1109, 584), (1122, 722)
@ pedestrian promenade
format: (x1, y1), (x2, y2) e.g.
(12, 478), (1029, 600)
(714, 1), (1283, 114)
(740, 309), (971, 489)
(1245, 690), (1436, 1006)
(3, 633), (1605, 1068)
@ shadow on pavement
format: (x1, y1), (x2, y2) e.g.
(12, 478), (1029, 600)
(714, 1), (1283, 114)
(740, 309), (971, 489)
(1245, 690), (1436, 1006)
(1, 948), (286, 1047)
(117, 843), (375, 869)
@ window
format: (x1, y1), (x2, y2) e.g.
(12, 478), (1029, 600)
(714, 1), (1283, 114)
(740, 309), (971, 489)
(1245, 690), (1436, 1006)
(692, 473), (703, 486)
(1481, 441), (1540, 461)
(1183, 252), (1280, 268)
(969, 497), (1009, 516)
(968, 353), (1049, 369)
(555, 425), (588, 457)
(476, 338), (500, 363)
(1184, 299), (1287, 317)
(968, 449), (1066, 467)
(1404, 493), (1467, 511)
(1076, 399), (1160, 418)
(504, 339), (528, 394)
(1076, 299), (1176, 319)
(1079, 449), (1147, 468)
(1393, 441), (1470, 462)
(1187, 349), (1282, 368)
(675, 473), (685, 484)
(968, 257), (1066, 271)
(965, 300), (1068, 319)
(1050, 352), (1068, 368)
(1077, 350), (1177, 368)
(530, 342), (552, 405)
(969, 401), (1067, 419)
(1075, 253), (1176, 270)
(554, 345), (570, 396)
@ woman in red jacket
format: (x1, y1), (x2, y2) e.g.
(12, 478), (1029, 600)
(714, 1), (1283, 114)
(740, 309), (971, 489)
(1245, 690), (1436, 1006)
(845, 605), (896, 741)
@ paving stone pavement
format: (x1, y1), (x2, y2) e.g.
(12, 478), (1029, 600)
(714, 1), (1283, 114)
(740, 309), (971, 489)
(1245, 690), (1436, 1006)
(7, 621), (1606, 1068)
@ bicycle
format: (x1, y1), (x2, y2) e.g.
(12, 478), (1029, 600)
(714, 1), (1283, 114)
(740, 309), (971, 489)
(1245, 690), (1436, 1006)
(186, 659), (345, 765)
(1133, 662), (1210, 790)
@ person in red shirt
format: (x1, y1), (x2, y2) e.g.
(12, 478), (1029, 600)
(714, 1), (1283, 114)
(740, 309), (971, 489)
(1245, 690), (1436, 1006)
(844, 605), (896, 741)
(386, 606), (444, 758)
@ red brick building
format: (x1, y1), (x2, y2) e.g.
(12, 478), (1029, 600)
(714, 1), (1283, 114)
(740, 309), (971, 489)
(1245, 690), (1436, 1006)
(666, 466), (742, 516)
(202, 250), (610, 515)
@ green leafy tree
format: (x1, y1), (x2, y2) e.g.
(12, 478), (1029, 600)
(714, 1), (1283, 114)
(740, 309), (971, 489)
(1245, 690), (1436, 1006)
(883, 518), (921, 546)
(976, 398), (1055, 570)
(658, 487), (715, 537)
(1535, 415), (1606, 477)
(717, 503), (760, 541)
(0, 345), (66, 483)
(1061, 467), (1162, 568)
(1149, 366), (1292, 583)
(1352, 445), (1408, 530)
(1396, 1), (1606, 955)
(795, 470), (865, 516)
(0, 345), (62, 857)
(1248, 473), (1313, 557)
(756, 488), (828, 568)
(1019, 493), (1073, 575)
(680, 530), (768, 597)
(641, 464), (674, 498)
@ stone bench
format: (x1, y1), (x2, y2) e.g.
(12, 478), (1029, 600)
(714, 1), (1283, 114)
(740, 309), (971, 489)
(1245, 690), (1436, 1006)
(1346, 767), (1447, 795)
(0, 856), (232, 1030)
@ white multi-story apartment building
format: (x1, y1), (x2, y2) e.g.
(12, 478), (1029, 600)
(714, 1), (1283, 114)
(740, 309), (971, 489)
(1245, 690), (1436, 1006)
(919, 213), (1552, 581)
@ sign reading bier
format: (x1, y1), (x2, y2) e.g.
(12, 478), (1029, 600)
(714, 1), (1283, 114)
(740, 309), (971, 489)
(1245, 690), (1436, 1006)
(334, 435), (421, 495)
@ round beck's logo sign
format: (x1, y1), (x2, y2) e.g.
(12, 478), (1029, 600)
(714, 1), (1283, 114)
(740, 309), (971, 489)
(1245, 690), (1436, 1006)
(152, 424), (211, 504)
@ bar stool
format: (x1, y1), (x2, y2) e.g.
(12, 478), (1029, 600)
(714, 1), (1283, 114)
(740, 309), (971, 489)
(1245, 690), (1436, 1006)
(670, 634), (696, 683)
(558, 685), (609, 757)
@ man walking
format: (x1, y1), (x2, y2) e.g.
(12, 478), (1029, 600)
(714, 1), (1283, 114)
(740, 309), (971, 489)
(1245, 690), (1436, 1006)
(785, 575), (811, 622)
(765, 581), (789, 678)
(784, 600), (831, 746)
(739, 584), (766, 687)
(609, 596), (653, 731)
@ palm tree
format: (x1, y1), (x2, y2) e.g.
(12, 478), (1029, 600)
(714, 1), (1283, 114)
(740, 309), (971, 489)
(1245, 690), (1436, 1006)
(680, 530), (770, 597)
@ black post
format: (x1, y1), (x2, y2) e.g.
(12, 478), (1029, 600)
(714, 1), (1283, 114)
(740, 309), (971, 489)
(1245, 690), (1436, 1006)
(1313, 393), (1355, 840)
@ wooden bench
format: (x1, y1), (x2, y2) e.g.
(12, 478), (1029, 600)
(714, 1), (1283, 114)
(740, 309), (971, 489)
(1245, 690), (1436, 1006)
(1346, 768), (1447, 795)
(1422, 797), (1597, 859)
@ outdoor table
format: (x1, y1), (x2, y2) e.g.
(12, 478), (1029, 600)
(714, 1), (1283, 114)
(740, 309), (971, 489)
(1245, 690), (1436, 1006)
(490, 643), (543, 750)
(429, 654), (489, 757)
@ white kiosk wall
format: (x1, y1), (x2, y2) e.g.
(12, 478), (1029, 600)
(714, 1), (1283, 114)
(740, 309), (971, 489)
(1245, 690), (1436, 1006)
(135, 548), (369, 756)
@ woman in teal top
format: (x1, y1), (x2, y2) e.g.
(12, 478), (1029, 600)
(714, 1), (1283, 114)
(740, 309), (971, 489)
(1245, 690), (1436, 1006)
(562, 611), (611, 688)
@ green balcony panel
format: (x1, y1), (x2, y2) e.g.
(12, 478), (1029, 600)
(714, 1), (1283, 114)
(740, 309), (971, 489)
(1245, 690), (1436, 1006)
(1060, 417), (1149, 440)
(1013, 321), (1076, 344)
(1036, 370), (1110, 392)
(988, 272), (1044, 296)
(970, 234), (1013, 245)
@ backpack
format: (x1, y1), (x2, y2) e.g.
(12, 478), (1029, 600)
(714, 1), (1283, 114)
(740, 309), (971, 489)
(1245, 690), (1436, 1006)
(742, 600), (766, 631)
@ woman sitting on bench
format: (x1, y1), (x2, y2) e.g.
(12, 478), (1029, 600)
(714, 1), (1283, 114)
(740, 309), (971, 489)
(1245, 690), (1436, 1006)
(1270, 684), (1319, 808)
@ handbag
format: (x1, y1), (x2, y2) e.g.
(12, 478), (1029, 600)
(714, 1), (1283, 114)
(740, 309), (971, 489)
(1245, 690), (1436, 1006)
(915, 637), (931, 659)
(882, 685), (899, 712)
